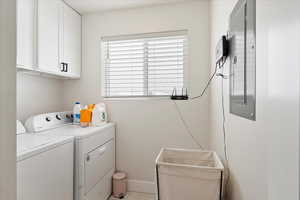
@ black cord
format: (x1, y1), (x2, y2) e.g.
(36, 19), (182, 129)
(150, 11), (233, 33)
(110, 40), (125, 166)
(190, 64), (218, 100)
(171, 58), (229, 164)
(172, 101), (204, 149)
(191, 59), (226, 100)
(221, 67), (228, 162)
(221, 67), (230, 200)
(171, 62), (221, 149)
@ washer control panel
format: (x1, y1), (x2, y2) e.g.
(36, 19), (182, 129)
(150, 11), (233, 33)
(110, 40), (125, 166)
(25, 111), (73, 132)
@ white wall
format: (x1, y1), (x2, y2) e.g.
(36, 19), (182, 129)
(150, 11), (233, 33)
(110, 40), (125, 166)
(209, 0), (300, 200)
(63, 1), (211, 192)
(0, 0), (16, 199)
(17, 73), (65, 122)
(261, 1), (300, 199)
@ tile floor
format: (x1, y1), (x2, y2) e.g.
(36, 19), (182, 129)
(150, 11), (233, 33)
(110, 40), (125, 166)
(110, 192), (155, 200)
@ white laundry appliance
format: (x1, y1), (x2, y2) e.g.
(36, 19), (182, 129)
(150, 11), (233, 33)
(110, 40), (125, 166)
(25, 112), (116, 200)
(16, 120), (74, 200)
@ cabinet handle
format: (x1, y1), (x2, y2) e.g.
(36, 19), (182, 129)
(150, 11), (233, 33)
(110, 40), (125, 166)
(60, 63), (69, 72)
(61, 62), (65, 72)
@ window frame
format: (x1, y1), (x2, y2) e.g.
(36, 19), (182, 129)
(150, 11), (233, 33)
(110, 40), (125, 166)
(100, 30), (189, 99)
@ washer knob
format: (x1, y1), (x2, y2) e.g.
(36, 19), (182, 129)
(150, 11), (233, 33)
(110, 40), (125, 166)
(56, 114), (62, 120)
(45, 117), (51, 122)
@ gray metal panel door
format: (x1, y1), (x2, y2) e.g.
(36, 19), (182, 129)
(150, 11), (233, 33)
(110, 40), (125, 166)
(229, 0), (256, 120)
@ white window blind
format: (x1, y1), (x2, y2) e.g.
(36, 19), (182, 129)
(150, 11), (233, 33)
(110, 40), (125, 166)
(102, 31), (187, 98)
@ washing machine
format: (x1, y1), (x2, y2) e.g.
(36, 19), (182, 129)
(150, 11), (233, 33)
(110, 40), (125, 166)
(17, 120), (74, 200)
(25, 112), (116, 200)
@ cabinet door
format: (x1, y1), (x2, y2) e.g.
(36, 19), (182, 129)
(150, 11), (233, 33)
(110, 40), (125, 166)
(17, 0), (36, 70)
(37, 0), (60, 73)
(63, 4), (81, 77)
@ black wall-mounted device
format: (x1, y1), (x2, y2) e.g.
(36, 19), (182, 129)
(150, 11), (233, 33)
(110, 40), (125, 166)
(216, 35), (229, 65)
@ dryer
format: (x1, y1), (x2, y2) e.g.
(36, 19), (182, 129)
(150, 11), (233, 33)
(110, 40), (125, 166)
(25, 112), (116, 200)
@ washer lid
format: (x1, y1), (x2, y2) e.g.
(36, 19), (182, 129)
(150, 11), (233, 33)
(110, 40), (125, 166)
(17, 134), (73, 161)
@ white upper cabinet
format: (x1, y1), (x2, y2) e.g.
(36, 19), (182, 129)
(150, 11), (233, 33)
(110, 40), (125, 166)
(17, 0), (81, 79)
(61, 4), (82, 78)
(17, 0), (36, 70)
(37, 0), (61, 73)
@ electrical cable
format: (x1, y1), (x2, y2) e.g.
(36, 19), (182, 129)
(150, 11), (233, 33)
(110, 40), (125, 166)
(221, 67), (230, 200)
(172, 100), (204, 149)
(190, 63), (219, 100)
(172, 58), (229, 172)
(172, 60), (226, 150)
(221, 67), (228, 162)
(172, 62), (220, 150)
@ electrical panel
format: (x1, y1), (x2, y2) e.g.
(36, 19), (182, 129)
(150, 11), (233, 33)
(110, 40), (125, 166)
(229, 0), (256, 120)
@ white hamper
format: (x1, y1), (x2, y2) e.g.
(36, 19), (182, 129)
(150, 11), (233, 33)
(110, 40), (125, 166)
(156, 148), (224, 200)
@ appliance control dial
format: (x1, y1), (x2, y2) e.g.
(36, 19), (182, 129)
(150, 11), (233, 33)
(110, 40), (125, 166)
(45, 116), (52, 122)
(56, 114), (62, 120)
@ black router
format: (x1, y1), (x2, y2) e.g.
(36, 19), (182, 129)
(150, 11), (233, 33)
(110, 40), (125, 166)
(170, 88), (189, 100)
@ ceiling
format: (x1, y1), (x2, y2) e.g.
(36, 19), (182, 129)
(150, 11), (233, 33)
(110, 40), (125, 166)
(64, 0), (200, 14)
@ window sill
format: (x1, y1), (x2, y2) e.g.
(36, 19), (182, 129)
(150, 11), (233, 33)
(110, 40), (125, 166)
(103, 96), (171, 101)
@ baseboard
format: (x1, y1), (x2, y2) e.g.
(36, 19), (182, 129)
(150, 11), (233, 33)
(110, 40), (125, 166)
(127, 179), (156, 194)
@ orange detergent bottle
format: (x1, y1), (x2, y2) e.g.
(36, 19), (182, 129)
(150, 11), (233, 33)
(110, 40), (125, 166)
(80, 104), (94, 127)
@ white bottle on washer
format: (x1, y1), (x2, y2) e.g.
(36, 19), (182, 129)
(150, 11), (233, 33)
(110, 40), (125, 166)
(73, 102), (81, 124)
(92, 103), (107, 126)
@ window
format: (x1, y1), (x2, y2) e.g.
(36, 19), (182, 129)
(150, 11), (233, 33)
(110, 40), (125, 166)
(102, 30), (187, 98)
